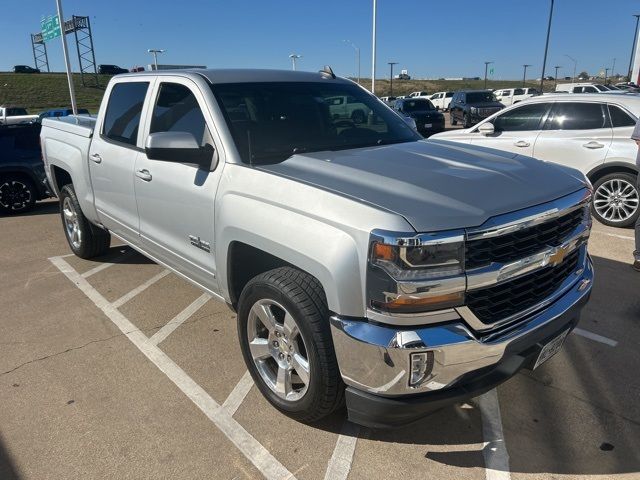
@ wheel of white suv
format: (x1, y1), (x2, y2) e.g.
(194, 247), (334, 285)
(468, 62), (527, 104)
(59, 184), (111, 258)
(592, 172), (639, 227)
(237, 267), (344, 422)
(0, 175), (36, 214)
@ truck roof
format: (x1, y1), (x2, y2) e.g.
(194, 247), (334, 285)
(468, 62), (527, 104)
(113, 68), (352, 85)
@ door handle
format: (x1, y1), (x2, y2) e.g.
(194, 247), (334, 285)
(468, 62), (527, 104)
(90, 153), (102, 163)
(583, 141), (604, 149)
(513, 140), (530, 148)
(135, 169), (152, 181)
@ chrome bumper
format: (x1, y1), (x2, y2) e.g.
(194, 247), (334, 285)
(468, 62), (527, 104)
(330, 254), (593, 397)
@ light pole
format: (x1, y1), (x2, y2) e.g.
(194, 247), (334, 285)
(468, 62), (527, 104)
(628, 14), (640, 82)
(554, 65), (561, 88)
(522, 64), (532, 87)
(611, 58), (616, 82)
(564, 54), (577, 82)
(371, 0), (377, 93)
(540, 0), (555, 92)
(388, 62), (398, 96)
(148, 49), (165, 71)
(484, 61), (493, 89)
(289, 54), (302, 71)
(343, 40), (361, 84)
(56, 0), (77, 114)
(605, 67), (610, 84)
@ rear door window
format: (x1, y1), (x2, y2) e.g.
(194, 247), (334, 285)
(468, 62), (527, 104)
(608, 105), (636, 127)
(103, 82), (150, 146)
(544, 102), (607, 130)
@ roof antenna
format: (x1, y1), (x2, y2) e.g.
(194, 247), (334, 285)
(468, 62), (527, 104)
(319, 65), (336, 79)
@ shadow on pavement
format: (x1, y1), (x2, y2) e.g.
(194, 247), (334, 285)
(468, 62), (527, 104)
(0, 200), (59, 218)
(0, 434), (20, 480)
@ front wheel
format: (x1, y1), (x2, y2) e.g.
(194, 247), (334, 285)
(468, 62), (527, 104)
(237, 267), (344, 423)
(463, 113), (472, 129)
(0, 175), (36, 214)
(59, 184), (111, 258)
(592, 172), (639, 227)
(450, 113), (458, 126)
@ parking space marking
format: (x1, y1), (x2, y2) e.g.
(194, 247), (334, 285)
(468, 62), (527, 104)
(81, 261), (118, 278)
(323, 421), (359, 480)
(222, 371), (254, 416)
(573, 327), (619, 347)
(49, 256), (296, 480)
(112, 269), (170, 308)
(591, 230), (634, 241)
(477, 389), (511, 480)
(149, 293), (211, 345)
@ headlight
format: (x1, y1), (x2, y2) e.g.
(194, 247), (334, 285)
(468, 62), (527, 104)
(470, 107), (478, 113)
(367, 230), (465, 314)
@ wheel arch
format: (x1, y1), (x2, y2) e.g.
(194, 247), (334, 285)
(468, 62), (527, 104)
(587, 162), (638, 184)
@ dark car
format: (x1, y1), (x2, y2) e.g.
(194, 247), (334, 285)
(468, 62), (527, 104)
(449, 90), (504, 128)
(38, 108), (90, 121)
(0, 124), (50, 213)
(98, 64), (128, 75)
(13, 65), (40, 74)
(393, 98), (444, 136)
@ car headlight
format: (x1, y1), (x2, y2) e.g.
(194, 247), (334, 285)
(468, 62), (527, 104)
(367, 230), (465, 314)
(470, 107), (478, 113)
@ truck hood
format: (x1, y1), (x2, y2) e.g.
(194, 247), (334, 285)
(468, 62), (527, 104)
(257, 139), (587, 232)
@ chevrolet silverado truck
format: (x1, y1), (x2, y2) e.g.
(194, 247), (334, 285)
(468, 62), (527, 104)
(41, 69), (594, 428)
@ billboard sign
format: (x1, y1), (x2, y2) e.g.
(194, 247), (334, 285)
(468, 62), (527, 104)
(41, 15), (62, 42)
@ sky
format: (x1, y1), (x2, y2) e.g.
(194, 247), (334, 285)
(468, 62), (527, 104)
(2, 0), (640, 80)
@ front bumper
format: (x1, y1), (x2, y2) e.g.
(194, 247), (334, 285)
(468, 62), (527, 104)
(330, 255), (593, 428)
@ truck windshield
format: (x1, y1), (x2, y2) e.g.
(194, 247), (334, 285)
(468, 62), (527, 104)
(402, 99), (435, 112)
(211, 82), (420, 164)
(466, 92), (498, 103)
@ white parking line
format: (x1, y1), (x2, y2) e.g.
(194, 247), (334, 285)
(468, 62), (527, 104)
(149, 293), (211, 345)
(573, 328), (619, 347)
(477, 389), (511, 480)
(112, 270), (170, 308)
(49, 256), (296, 480)
(81, 261), (118, 278)
(222, 371), (254, 416)
(323, 421), (360, 480)
(591, 230), (634, 241)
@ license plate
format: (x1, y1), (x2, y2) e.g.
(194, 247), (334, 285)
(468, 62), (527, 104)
(424, 123), (432, 128)
(533, 329), (569, 369)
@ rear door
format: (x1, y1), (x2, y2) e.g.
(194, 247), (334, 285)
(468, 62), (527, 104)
(134, 76), (224, 291)
(532, 101), (613, 173)
(469, 102), (550, 157)
(604, 103), (638, 166)
(88, 79), (153, 243)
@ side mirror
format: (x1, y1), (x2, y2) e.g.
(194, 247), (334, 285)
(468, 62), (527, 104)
(477, 122), (495, 136)
(145, 131), (213, 169)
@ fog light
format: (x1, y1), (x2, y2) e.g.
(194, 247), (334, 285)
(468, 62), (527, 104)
(409, 351), (434, 387)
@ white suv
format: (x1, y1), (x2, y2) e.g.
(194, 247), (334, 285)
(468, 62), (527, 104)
(429, 91), (454, 111)
(494, 87), (538, 106)
(431, 94), (640, 227)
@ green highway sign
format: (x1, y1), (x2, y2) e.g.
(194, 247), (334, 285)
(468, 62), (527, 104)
(41, 14), (61, 42)
(489, 68), (495, 75)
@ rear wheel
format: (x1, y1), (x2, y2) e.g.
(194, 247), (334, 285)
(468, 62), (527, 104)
(0, 175), (36, 214)
(592, 172), (639, 227)
(450, 113), (458, 126)
(59, 184), (111, 258)
(351, 110), (366, 124)
(237, 267), (344, 423)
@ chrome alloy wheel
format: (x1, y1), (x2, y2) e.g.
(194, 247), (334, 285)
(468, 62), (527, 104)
(62, 196), (82, 249)
(0, 180), (32, 211)
(247, 299), (311, 401)
(594, 178), (639, 223)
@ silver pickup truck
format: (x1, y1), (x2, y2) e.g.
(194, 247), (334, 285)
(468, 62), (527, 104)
(41, 69), (593, 428)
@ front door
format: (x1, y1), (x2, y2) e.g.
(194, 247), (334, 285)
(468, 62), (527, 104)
(134, 78), (223, 291)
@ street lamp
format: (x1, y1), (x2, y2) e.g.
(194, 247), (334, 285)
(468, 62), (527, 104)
(605, 67), (610, 84)
(484, 61), (493, 89)
(554, 65), (561, 88)
(540, 0), (555, 92)
(343, 40), (361, 84)
(289, 54), (302, 71)
(628, 14), (640, 82)
(522, 64), (532, 87)
(371, 0), (377, 93)
(388, 62), (398, 96)
(564, 54), (577, 82)
(148, 49), (165, 71)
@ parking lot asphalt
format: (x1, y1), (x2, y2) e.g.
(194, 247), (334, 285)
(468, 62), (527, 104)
(1, 188), (639, 478)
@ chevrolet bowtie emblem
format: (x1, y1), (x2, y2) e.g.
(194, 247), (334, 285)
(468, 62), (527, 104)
(547, 246), (569, 267)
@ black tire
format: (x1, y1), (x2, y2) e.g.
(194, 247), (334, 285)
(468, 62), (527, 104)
(59, 184), (111, 259)
(591, 172), (640, 228)
(351, 110), (366, 124)
(463, 113), (472, 129)
(0, 175), (36, 214)
(450, 113), (457, 126)
(237, 267), (344, 423)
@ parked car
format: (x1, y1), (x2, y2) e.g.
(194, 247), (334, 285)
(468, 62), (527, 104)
(326, 94), (369, 123)
(556, 83), (618, 94)
(130, 66), (145, 73)
(428, 91), (454, 111)
(395, 73), (411, 80)
(0, 124), (50, 213)
(38, 108), (91, 122)
(0, 105), (39, 126)
(493, 87), (539, 106)
(432, 93), (640, 227)
(407, 91), (429, 98)
(41, 69), (592, 428)
(379, 96), (396, 105)
(12, 65), (40, 74)
(449, 90), (504, 128)
(393, 98), (444, 136)
(98, 64), (129, 75)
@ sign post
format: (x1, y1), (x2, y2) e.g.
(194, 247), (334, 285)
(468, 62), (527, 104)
(44, 0), (77, 114)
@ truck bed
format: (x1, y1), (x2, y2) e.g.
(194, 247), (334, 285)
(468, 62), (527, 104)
(41, 115), (96, 138)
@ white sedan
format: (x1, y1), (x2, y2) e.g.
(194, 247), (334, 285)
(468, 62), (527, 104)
(431, 93), (640, 227)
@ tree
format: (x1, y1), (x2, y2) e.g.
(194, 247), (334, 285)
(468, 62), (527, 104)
(578, 70), (590, 80)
